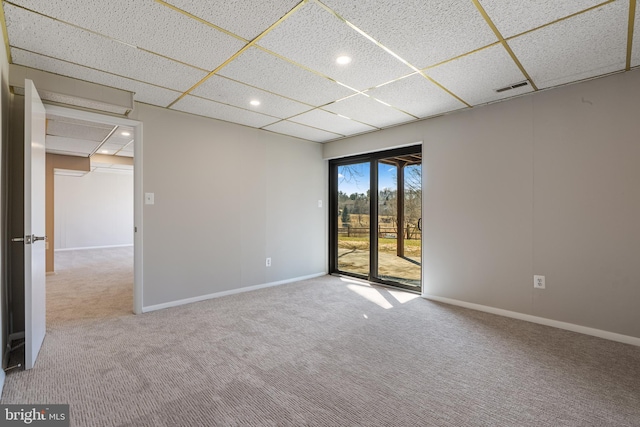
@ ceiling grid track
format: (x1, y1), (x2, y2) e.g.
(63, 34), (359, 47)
(165, 0), (309, 108)
(278, 105), (383, 131)
(313, 0), (472, 108)
(89, 125), (118, 157)
(189, 93), (284, 121)
(112, 139), (134, 157)
(626, 0), (636, 70)
(422, 42), (500, 71)
(254, 45), (419, 121)
(154, 0), (249, 44)
(253, 44), (366, 96)
(260, 116), (345, 137)
(0, 1), (11, 63)
(153, 0), (388, 127)
(471, 0), (539, 91)
(216, 74), (318, 109)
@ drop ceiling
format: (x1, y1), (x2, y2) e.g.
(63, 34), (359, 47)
(46, 114), (134, 158)
(2, 0), (638, 143)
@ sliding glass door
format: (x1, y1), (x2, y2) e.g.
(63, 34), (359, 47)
(336, 161), (370, 276)
(330, 146), (422, 292)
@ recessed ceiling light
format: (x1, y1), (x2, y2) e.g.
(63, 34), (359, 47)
(101, 150), (109, 154)
(250, 100), (260, 106)
(336, 56), (352, 65)
(121, 131), (131, 136)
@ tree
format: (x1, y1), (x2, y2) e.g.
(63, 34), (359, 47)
(341, 206), (350, 225)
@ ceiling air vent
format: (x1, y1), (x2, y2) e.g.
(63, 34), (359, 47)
(495, 81), (529, 93)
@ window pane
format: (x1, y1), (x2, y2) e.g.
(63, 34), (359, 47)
(337, 162), (370, 277)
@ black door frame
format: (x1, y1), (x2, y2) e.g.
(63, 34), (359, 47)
(329, 144), (422, 292)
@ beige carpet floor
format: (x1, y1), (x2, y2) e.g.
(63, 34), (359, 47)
(2, 247), (640, 426)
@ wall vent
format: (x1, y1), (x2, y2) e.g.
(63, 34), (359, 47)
(495, 81), (529, 93)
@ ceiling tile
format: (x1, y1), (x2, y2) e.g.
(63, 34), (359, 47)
(322, 94), (414, 128)
(96, 143), (123, 154)
(258, 1), (411, 90)
(106, 134), (134, 147)
(47, 119), (113, 142)
(171, 95), (280, 128)
(115, 152), (134, 158)
(320, 0), (498, 69)
(219, 47), (354, 106)
(46, 135), (100, 156)
(192, 75), (313, 119)
(478, 0), (606, 38)
(426, 44), (532, 106)
(7, 0), (245, 71)
(366, 73), (467, 118)
(163, 0), (301, 40)
(47, 114), (111, 129)
(289, 109), (377, 136)
(633, 4), (640, 67)
(508, 1), (628, 89)
(263, 120), (342, 143)
(12, 48), (182, 107)
(5, 4), (207, 92)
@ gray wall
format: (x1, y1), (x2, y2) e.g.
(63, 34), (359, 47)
(323, 69), (640, 339)
(132, 104), (327, 308)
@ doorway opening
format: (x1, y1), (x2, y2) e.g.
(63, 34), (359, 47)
(44, 104), (143, 315)
(3, 92), (143, 371)
(49, 114), (135, 325)
(329, 145), (422, 292)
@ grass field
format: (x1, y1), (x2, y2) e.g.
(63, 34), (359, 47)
(337, 236), (421, 257)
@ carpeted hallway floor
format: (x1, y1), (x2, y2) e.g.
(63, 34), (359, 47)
(45, 247), (134, 327)
(2, 247), (639, 426)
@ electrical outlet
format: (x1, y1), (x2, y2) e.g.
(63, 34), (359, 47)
(266, 257), (271, 267)
(534, 275), (545, 289)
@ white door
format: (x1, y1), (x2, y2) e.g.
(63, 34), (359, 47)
(24, 80), (47, 370)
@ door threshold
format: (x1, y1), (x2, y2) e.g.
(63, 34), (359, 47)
(330, 273), (421, 295)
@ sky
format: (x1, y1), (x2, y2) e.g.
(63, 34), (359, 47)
(337, 162), (397, 196)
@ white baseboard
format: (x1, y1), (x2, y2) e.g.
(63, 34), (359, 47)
(142, 272), (327, 313)
(55, 244), (133, 252)
(422, 294), (640, 347)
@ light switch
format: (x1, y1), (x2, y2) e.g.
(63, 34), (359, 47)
(318, 200), (323, 208)
(145, 192), (155, 205)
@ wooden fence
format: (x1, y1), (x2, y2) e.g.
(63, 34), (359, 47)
(338, 226), (420, 239)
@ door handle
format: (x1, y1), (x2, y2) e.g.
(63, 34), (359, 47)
(11, 235), (46, 244)
(12, 235), (32, 244)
